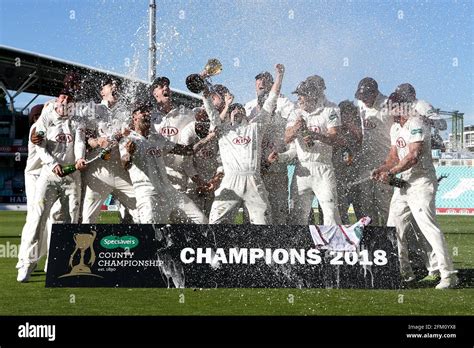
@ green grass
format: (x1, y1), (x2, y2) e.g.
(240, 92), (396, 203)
(0, 212), (472, 316)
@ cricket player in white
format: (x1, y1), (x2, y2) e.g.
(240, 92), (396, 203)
(245, 71), (295, 224)
(151, 77), (196, 194)
(119, 103), (207, 224)
(372, 93), (458, 289)
(202, 64), (285, 224)
(17, 91), (87, 282)
(355, 77), (393, 226)
(81, 78), (137, 223)
(394, 83), (445, 279)
(285, 75), (342, 225)
(179, 108), (221, 217)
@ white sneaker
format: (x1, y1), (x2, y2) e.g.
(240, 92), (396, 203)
(435, 275), (459, 289)
(16, 263), (37, 283)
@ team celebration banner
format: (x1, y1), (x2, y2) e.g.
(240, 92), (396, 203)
(46, 223), (401, 288)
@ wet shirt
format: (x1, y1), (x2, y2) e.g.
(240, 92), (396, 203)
(286, 98), (341, 167)
(80, 100), (131, 167)
(203, 91), (278, 174)
(25, 123), (43, 175)
(152, 107), (195, 189)
(119, 130), (177, 197)
(390, 116), (436, 182)
(245, 96), (295, 173)
(180, 121), (220, 181)
(357, 93), (392, 171)
(34, 106), (85, 171)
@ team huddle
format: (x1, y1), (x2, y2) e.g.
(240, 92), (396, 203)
(16, 63), (458, 289)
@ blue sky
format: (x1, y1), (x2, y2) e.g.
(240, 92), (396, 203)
(1, 0), (473, 131)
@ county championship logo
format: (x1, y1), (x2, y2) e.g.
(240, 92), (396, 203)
(59, 230), (103, 278)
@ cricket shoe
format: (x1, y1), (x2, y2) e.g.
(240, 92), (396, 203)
(17, 263), (37, 283)
(435, 275), (459, 290)
(419, 273), (441, 283)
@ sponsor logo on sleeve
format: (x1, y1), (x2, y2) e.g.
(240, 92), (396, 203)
(411, 128), (422, 135)
(329, 111), (338, 121)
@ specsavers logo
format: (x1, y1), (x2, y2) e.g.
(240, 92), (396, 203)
(100, 235), (139, 249)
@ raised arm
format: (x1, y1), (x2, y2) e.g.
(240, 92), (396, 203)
(261, 64), (285, 116)
(202, 88), (222, 129)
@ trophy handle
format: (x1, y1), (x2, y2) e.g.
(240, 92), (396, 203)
(88, 231), (97, 265)
(69, 247), (78, 268)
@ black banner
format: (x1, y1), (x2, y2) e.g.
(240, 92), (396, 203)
(46, 224), (401, 288)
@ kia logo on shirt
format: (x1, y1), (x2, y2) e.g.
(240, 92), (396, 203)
(396, 137), (407, 148)
(308, 126), (321, 133)
(161, 127), (179, 137)
(55, 133), (73, 143)
(363, 119), (377, 129)
(232, 136), (251, 145)
(146, 147), (162, 157)
(198, 148), (212, 159)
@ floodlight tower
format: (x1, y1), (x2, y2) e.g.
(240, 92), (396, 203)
(148, 0), (157, 82)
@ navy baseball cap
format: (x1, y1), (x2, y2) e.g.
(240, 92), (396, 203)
(355, 77), (378, 99)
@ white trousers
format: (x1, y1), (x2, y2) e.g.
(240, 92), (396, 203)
(289, 163), (341, 225)
(136, 188), (207, 224)
(209, 173), (271, 224)
(81, 163), (137, 223)
(388, 177), (455, 279)
(18, 170), (80, 266)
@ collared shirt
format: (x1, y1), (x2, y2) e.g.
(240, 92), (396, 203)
(119, 130), (176, 197)
(390, 116), (436, 182)
(203, 91), (278, 174)
(286, 97), (341, 167)
(152, 107), (196, 191)
(33, 106), (85, 171)
(245, 95), (296, 173)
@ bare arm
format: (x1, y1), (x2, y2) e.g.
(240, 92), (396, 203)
(387, 141), (422, 175)
(371, 145), (401, 182)
(307, 126), (340, 146)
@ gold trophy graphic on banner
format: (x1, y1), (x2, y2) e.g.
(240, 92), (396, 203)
(186, 58), (222, 93)
(60, 230), (103, 278)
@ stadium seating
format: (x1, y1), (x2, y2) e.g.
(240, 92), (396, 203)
(435, 166), (474, 209)
(287, 165), (473, 210)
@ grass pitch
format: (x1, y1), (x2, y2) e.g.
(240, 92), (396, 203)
(0, 211), (472, 316)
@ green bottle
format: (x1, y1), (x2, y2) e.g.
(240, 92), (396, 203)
(60, 164), (77, 177)
(36, 131), (45, 137)
(388, 173), (408, 188)
(99, 148), (111, 160)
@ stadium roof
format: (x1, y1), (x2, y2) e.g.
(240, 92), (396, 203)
(0, 45), (200, 107)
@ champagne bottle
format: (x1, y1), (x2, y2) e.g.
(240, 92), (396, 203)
(36, 131), (45, 137)
(99, 148), (111, 160)
(388, 173), (408, 188)
(301, 127), (314, 147)
(342, 148), (353, 166)
(60, 164), (77, 177)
